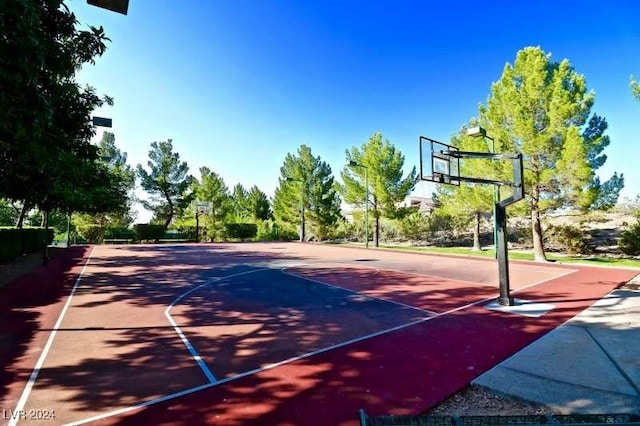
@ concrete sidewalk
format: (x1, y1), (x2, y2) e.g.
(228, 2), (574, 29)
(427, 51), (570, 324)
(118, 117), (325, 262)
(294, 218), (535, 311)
(474, 282), (640, 414)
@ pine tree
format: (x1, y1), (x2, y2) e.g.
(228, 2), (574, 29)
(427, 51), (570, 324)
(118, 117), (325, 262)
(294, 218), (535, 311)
(193, 167), (231, 225)
(137, 140), (194, 228)
(480, 46), (624, 261)
(273, 145), (342, 240)
(246, 186), (273, 221)
(340, 132), (417, 247)
(631, 75), (640, 101)
(231, 183), (250, 220)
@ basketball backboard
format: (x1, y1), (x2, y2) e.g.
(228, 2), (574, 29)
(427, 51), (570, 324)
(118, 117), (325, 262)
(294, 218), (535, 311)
(196, 201), (213, 215)
(419, 136), (460, 185)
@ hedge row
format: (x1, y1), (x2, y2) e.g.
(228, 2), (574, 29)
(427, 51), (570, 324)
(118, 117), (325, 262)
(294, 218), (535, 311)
(87, 223), (259, 244)
(132, 224), (166, 242)
(224, 223), (258, 240)
(80, 225), (177, 243)
(0, 228), (54, 262)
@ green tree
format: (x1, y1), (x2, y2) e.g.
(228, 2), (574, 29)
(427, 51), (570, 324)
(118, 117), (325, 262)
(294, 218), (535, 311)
(0, 199), (20, 226)
(191, 167), (232, 237)
(137, 140), (194, 228)
(246, 185), (273, 221)
(69, 132), (136, 238)
(1, 0), (112, 216)
(340, 132), (417, 247)
(631, 76), (640, 101)
(231, 183), (250, 220)
(480, 46), (623, 261)
(273, 145), (342, 240)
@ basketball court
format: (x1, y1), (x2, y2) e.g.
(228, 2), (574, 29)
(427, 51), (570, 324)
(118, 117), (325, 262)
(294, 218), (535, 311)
(1, 242), (637, 425)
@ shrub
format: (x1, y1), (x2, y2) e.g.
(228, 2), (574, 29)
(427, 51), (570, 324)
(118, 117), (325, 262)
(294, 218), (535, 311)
(545, 224), (593, 255)
(104, 227), (135, 241)
(133, 224), (165, 242)
(508, 221), (532, 246)
(224, 223), (257, 240)
(0, 228), (53, 261)
(272, 223), (300, 241)
(427, 211), (459, 243)
(0, 229), (21, 261)
(577, 211), (608, 226)
(397, 211), (430, 241)
(79, 225), (104, 244)
(619, 221), (640, 256)
(176, 226), (197, 242)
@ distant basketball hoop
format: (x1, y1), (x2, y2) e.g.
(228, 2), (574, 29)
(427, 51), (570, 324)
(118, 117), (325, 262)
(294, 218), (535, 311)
(194, 201), (212, 243)
(196, 202), (212, 215)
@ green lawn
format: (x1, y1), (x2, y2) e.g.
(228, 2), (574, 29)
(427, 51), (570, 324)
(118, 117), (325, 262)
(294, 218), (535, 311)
(376, 244), (640, 269)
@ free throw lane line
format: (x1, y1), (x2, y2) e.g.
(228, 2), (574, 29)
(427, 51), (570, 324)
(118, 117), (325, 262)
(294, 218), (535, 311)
(164, 268), (270, 384)
(282, 266), (436, 315)
(10, 247), (95, 426)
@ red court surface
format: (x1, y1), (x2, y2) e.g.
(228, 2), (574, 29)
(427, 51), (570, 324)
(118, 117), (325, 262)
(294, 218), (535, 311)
(0, 242), (637, 425)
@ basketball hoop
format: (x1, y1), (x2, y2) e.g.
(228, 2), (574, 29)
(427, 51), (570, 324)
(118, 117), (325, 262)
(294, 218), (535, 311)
(196, 202), (212, 215)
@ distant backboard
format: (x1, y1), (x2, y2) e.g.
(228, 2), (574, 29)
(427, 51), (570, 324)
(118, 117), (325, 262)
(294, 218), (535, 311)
(419, 136), (460, 186)
(196, 201), (213, 215)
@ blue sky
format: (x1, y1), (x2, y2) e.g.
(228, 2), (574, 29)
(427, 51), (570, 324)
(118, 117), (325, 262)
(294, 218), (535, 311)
(70, 0), (640, 221)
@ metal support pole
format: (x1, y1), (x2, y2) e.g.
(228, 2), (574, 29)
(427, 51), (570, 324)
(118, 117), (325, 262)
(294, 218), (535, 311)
(195, 212), (199, 243)
(66, 213), (71, 248)
(301, 202), (305, 242)
(364, 167), (369, 249)
(42, 210), (49, 266)
(490, 137), (498, 259)
(495, 204), (514, 306)
(492, 188), (498, 258)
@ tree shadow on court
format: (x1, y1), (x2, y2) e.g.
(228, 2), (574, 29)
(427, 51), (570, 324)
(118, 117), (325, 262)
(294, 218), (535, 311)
(25, 325), (211, 415)
(68, 244), (308, 312)
(3, 244), (636, 423)
(0, 247), (91, 404)
(288, 266), (500, 314)
(108, 264), (638, 425)
(20, 266), (427, 421)
(172, 269), (428, 378)
(107, 288), (635, 426)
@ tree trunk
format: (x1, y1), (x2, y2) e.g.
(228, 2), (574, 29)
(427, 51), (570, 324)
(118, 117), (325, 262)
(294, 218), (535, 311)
(15, 202), (29, 228)
(531, 192), (547, 262)
(374, 215), (380, 247)
(472, 212), (481, 251)
(373, 197), (379, 248)
(42, 209), (49, 266)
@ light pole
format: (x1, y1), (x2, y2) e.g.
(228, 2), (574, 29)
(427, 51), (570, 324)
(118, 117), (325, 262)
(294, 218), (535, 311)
(467, 126), (499, 259)
(349, 161), (369, 248)
(285, 177), (305, 242)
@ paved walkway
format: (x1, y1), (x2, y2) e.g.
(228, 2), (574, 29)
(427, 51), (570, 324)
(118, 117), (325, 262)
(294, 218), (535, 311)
(474, 278), (640, 414)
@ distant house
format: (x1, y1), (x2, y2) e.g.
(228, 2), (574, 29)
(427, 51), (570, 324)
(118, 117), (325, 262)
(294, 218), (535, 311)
(397, 195), (436, 213)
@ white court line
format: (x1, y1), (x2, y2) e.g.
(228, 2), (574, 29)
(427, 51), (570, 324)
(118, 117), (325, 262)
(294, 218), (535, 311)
(164, 268), (270, 384)
(511, 267), (577, 290)
(66, 313), (435, 425)
(330, 261), (503, 288)
(336, 259), (578, 289)
(63, 263), (577, 425)
(282, 267), (436, 315)
(64, 382), (215, 426)
(10, 247), (95, 426)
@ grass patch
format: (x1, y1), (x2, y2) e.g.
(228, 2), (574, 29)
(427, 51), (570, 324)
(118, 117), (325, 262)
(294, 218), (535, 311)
(379, 245), (640, 268)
